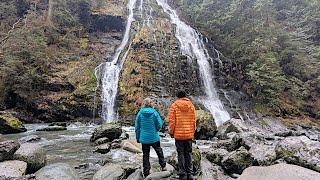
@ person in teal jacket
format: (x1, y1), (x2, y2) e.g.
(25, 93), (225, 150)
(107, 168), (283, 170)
(135, 98), (167, 177)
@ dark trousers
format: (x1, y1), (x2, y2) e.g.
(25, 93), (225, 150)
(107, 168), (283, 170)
(175, 140), (193, 176)
(142, 141), (166, 175)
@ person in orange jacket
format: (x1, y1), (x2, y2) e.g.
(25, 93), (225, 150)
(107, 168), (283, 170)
(168, 90), (196, 180)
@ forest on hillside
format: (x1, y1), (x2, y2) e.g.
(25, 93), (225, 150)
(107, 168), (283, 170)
(170, 0), (320, 122)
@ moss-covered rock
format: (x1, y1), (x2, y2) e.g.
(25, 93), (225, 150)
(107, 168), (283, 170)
(195, 110), (217, 140)
(0, 112), (27, 134)
(221, 146), (254, 174)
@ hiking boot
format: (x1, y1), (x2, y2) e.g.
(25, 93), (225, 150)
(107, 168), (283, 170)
(161, 166), (167, 171)
(143, 172), (150, 178)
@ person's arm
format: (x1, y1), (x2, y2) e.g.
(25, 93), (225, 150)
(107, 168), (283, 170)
(135, 111), (141, 143)
(168, 104), (176, 136)
(154, 110), (163, 131)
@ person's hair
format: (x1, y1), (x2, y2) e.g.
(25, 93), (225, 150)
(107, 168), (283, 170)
(176, 90), (187, 98)
(142, 98), (153, 107)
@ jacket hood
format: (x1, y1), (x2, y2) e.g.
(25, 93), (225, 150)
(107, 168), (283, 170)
(174, 98), (194, 112)
(140, 107), (155, 117)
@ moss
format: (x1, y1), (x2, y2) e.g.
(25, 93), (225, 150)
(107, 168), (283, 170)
(0, 114), (24, 129)
(256, 118), (269, 128)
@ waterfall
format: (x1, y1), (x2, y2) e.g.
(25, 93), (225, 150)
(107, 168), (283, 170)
(155, 0), (230, 126)
(94, 0), (137, 123)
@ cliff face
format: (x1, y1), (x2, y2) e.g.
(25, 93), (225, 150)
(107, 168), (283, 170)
(0, 0), (126, 122)
(117, 1), (203, 123)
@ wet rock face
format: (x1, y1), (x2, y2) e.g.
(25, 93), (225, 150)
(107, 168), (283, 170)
(0, 160), (27, 179)
(238, 164), (320, 180)
(13, 143), (47, 173)
(0, 140), (20, 162)
(0, 112), (27, 134)
(35, 163), (79, 180)
(276, 136), (320, 172)
(221, 146), (254, 174)
(90, 123), (122, 142)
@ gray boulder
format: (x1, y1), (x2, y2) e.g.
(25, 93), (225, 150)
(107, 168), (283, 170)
(36, 126), (67, 131)
(35, 163), (79, 180)
(238, 164), (320, 180)
(249, 144), (277, 165)
(121, 140), (142, 153)
(216, 119), (248, 140)
(221, 146), (254, 174)
(94, 143), (111, 154)
(276, 136), (320, 172)
(195, 110), (217, 140)
(93, 164), (125, 180)
(0, 140), (20, 162)
(13, 143), (47, 173)
(206, 148), (229, 165)
(0, 160), (27, 178)
(19, 135), (41, 143)
(90, 123), (122, 142)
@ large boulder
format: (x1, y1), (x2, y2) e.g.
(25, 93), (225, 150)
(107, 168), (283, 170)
(238, 164), (320, 180)
(216, 119), (248, 140)
(0, 160), (27, 178)
(13, 143), (47, 173)
(126, 169), (142, 180)
(0, 140), (20, 162)
(276, 136), (320, 172)
(195, 110), (217, 140)
(93, 164), (125, 180)
(35, 163), (79, 180)
(121, 140), (142, 153)
(221, 146), (254, 174)
(19, 135), (41, 143)
(206, 148), (229, 166)
(0, 112), (27, 134)
(90, 123), (122, 142)
(249, 144), (277, 165)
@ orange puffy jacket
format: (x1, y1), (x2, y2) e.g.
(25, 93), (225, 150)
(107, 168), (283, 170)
(168, 97), (196, 140)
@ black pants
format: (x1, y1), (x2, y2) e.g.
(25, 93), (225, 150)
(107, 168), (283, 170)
(175, 140), (193, 176)
(142, 141), (166, 175)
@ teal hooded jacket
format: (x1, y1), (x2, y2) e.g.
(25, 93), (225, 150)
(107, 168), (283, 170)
(135, 107), (163, 144)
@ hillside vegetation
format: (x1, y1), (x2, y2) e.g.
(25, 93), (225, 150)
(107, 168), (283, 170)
(0, 0), (125, 121)
(170, 0), (320, 121)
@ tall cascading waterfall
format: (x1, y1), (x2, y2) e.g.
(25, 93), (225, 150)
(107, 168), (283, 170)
(94, 0), (137, 123)
(155, 0), (231, 126)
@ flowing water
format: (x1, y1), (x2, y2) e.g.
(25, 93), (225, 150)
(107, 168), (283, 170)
(155, 0), (231, 126)
(94, 0), (137, 123)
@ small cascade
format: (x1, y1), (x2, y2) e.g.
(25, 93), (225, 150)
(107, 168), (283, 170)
(94, 0), (137, 123)
(155, 0), (231, 126)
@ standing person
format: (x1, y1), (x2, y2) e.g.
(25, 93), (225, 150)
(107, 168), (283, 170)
(168, 90), (196, 180)
(135, 98), (167, 177)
